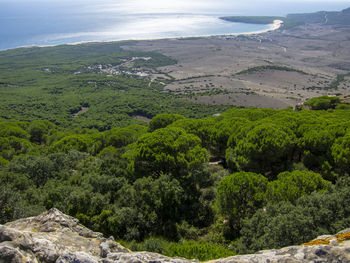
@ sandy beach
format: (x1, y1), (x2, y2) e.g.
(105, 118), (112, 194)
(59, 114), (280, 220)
(265, 20), (284, 33)
(230, 19), (284, 36)
(137, 19), (285, 42)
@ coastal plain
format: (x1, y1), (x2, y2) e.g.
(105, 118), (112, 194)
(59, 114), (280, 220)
(122, 22), (350, 108)
(1, 9), (350, 128)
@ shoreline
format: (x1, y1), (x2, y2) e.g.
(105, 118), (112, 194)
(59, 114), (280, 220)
(0, 20), (283, 52)
(238, 19), (283, 35)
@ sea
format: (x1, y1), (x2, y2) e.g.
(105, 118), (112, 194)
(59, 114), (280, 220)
(0, 0), (349, 50)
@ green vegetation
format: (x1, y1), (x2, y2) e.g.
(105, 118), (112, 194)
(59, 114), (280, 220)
(232, 123), (296, 176)
(217, 172), (268, 238)
(1, 38), (350, 260)
(328, 74), (347, 90)
(1, 97), (350, 259)
(236, 178), (350, 253)
(0, 43), (230, 130)
(148, 114), (185, 132)
(304, 95), (340, 110)
(236, 65), (307, 75)
(266, 171), (331, 204)
(307, 74), (350, 91)
(125, 238), (235, 261)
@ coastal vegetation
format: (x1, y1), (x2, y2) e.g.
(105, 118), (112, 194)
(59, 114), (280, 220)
(0, 43), (230, 130)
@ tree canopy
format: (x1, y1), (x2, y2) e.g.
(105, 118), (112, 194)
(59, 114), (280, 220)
(1, 97), (350, 259)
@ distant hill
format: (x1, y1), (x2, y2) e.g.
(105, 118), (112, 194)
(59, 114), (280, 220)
(221, 7), (350, 29)
(287, 7), (350, 26)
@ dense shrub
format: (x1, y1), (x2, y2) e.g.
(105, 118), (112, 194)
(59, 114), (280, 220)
(216, 172), (268, 238)
(304, 96), (340, 110)
(236, 181), (350, 253)
(126, 238), (235, 261)
(1, 103), (350, 259)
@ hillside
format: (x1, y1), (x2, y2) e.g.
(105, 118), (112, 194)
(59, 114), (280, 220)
(221, 7), (350, 28)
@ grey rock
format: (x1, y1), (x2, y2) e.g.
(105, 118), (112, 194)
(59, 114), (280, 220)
(212, 243), (350, 263)
(0, 245), (36, 263)
(56, 252), (99, 263)
(0, 209), (349, 263)
(107, 252), (197, 263)
(100, 240), (129, 258)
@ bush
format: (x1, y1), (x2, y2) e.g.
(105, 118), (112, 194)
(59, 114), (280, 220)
(167, 241), (235, 261)
(232, 123), (296, 177)
(216, 172), (268, 238)
(149, 114), (185, 132)
(266, 170), (331, 204)
(125, 237), (169, 254)
(304, 96), (340, 110)
(124, 238), (235, 261)
(236, 182), (350, 254)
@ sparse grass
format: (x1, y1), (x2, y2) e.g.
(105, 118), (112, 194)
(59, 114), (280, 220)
(307, 73), (350, 91)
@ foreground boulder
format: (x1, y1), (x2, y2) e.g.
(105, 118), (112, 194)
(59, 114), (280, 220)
(0, 208), (349, 263)
(0, 208), (195, 263)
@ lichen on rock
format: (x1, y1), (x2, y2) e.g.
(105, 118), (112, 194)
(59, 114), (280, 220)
(302, 229), (350, 247)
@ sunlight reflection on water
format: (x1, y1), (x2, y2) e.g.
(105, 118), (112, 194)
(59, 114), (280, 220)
(0, 0), (349, 49)
(38, 14), (270, 45)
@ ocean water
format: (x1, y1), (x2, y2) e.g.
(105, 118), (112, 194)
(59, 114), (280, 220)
(0, 0), (348, 50)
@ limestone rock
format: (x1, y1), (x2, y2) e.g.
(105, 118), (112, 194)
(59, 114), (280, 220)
(0, 208), (349, 263)
(212, 228), (350, 263)
(0, 208), (192, 263)
(212, 244), (350, 263)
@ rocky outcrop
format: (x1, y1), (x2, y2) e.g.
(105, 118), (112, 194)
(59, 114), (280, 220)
(0, 208), (195, 263)
(0, 208), (350, 263)
(212, 243), (350, 263)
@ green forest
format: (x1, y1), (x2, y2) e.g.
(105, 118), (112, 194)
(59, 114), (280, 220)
(1, 97), (350, 260)
(1, 43), (350, 260)
(0, 42), (230, 130)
